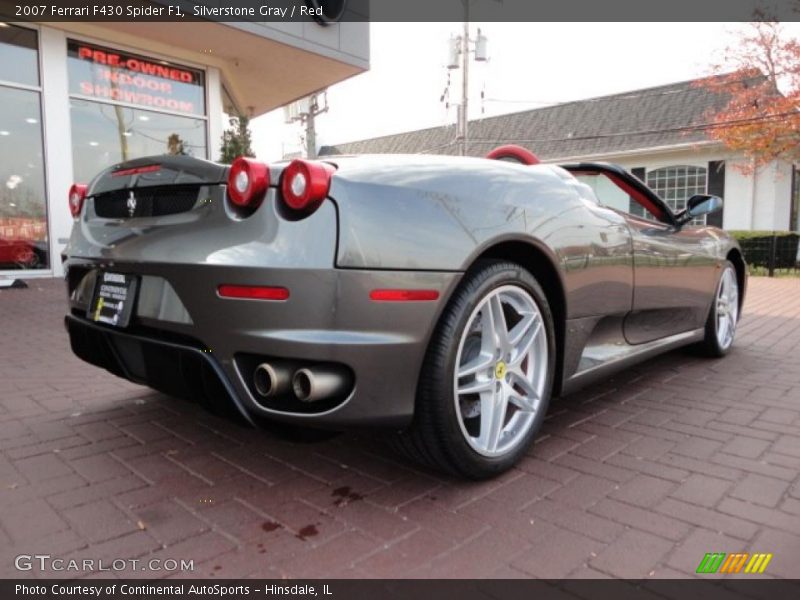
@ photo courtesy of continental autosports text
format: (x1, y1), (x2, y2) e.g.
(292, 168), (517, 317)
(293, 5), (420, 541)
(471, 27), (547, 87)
(14, 583), (334, 597)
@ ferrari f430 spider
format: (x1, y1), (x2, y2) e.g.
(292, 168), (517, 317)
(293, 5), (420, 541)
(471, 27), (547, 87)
(64, 147), (745, 478)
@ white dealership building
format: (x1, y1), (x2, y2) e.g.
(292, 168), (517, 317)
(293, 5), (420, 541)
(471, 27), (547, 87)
(0, 15), (369, 278)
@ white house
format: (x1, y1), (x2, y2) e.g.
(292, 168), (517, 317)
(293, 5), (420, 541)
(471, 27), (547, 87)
(321, 76), (799, 233)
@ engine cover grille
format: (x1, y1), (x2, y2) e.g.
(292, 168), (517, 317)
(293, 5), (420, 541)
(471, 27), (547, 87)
(93, 186), (200, 219)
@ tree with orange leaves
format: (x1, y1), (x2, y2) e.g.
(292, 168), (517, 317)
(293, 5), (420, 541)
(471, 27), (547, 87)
(698, 21), (800, 171)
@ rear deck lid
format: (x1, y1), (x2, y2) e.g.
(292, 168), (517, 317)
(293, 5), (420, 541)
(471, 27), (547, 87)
(88, 155), (227, 196)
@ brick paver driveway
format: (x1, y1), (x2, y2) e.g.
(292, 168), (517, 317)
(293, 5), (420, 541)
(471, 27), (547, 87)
(1, 278), (799, 579)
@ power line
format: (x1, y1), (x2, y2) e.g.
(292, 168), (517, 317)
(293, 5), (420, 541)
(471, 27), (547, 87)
(484, 87), (692, 107)
(409, 110), (798, 155)
(417, 139), (459, 154)
(433, 111), (800, 149)
(377, 83), (796, 156)
(481, 73), (770, 108)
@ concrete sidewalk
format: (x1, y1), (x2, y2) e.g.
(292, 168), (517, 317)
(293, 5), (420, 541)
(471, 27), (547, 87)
(1, 278), (798, 579)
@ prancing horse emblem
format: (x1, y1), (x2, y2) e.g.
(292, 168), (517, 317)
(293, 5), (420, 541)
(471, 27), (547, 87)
(126, 191), (137, 217)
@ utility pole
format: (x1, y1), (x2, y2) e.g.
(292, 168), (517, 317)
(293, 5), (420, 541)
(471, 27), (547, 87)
(447, 3), (487, 157)
(460, 19), (470, 156)
(305, 94), (318, 159)
(284, 91), (328, 159)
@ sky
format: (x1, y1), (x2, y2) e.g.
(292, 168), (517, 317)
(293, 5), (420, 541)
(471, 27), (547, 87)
(249, 22), (800, 161)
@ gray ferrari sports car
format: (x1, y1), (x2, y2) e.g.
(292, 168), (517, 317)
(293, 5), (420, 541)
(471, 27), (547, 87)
(64, 146), (745, 478)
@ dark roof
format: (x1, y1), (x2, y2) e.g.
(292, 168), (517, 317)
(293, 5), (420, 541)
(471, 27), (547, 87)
(320, 74), (759, 160)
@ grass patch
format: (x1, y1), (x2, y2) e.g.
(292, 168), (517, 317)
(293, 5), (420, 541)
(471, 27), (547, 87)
(748, 267), (800, 278)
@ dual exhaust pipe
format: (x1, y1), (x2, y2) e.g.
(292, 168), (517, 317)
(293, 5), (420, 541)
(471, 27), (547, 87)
(253, 362), (350, 403)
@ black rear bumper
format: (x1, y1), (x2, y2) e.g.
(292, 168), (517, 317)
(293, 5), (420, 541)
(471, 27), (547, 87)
(65, 315), (254, 425)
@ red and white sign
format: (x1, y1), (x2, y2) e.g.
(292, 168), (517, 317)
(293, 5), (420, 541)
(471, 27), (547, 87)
(68, 41), (205, 116)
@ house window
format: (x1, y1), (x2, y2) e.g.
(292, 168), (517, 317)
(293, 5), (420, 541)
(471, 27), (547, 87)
(646, 165), (708, 225)
(0, 25), (48, 272)
(67, 40), (208, 183)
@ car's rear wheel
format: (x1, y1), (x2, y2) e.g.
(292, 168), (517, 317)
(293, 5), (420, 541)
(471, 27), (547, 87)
(395, 260), (555, 479)
(697, 261), (739, 357)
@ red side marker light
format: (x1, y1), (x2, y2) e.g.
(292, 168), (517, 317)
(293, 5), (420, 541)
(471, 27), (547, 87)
(218, 285), (289, 301)
(369, 289), (440, 302)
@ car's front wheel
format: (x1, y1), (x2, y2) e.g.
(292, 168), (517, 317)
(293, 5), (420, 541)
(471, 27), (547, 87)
(396, 260), (555, 479)
(697, 260), (740, 357)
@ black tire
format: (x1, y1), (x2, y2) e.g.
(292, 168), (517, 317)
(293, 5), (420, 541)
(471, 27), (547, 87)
(394, 260), (556, 479)
(696, 260), (740, 358)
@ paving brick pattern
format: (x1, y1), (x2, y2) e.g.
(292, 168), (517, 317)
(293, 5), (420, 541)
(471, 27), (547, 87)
(1, 278), (799, 579)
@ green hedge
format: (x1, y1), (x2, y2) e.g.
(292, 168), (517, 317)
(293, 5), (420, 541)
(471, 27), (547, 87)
(727, 230), (799, 240)
(727, 231), (799, 269)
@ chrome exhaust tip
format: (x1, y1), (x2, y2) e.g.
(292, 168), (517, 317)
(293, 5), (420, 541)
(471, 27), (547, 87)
(253, 362), (291, 399)
(292, 366), (349, 403)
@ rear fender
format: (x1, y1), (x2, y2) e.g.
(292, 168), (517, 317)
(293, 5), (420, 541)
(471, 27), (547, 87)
(329, 158), (580, 271)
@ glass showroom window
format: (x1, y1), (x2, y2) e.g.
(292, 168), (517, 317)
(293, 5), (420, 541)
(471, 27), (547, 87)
(0, 24), (48, 271)
(67, 40), (207, 183)
(646, 165), (708, 225)
(222, 85), (241, 125)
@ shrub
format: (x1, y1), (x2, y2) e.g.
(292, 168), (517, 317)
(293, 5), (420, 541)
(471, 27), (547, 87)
(728, 230), (799, 269)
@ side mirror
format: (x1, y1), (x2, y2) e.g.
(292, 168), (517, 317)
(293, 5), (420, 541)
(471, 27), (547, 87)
(677, 194), (723, 225)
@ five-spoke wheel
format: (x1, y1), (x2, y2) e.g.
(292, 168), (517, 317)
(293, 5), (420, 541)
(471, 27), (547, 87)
(396, 260), (555, 479)
(698, 260), (740, 357)
(454, 285), (548, 457)
(715, 266), (739, 351)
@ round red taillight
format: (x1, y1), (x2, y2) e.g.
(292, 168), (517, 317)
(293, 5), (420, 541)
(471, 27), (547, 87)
(68, 184), (88, 218)
(227, 156), (269, 208)
(280, 159), (335, 213)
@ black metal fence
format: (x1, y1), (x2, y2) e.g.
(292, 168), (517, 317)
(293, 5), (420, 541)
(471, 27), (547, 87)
(731, 232), (800, 277)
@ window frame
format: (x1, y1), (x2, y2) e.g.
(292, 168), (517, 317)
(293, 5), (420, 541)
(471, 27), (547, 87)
(0, 22), (41, 90)
(562, 162), (677, 227)
(65, 33), (210, 161)
(0, 23), (50, 275)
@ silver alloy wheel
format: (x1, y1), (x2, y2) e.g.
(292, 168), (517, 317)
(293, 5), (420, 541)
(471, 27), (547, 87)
(453, 284), (548, 457)
(715, 267), (739, 351)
